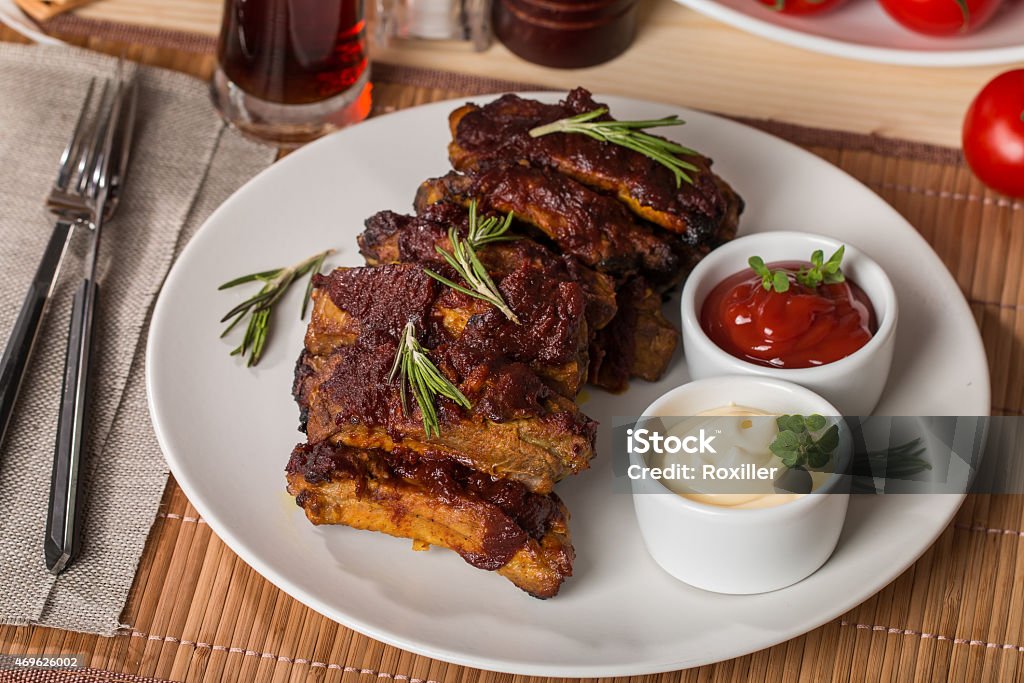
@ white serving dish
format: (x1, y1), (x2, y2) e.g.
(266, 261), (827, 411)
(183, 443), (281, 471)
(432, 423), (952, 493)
(672, 0), (1024, 67)
(680, 231), (897, 416)
(630, 376), (851, 594)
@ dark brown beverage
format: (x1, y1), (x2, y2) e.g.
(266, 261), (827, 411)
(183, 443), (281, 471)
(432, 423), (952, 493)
(218, 0), (368, 105)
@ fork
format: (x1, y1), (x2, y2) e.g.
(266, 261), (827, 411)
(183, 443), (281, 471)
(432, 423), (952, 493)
(0, 79), (103, 452)
(45, 67), (139, 575)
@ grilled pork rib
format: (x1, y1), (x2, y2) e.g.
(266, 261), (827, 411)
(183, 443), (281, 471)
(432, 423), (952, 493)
(588, 277), (679, 392)
(414, 167), (681, 283)
(358, 207), (677, 390)
(359, 207), (618, 336)
(287, 442), (573, 598)
(447, 88), (743, 247)
(294, 264), (597, 494)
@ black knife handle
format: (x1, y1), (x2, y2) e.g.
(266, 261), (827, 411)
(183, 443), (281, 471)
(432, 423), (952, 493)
(46, 277), (98, 574)
(0, 221), (74, 451)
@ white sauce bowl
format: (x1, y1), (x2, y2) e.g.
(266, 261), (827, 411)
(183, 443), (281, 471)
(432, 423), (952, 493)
(680, 232), (898, 416)
(629, 376), (851, 594)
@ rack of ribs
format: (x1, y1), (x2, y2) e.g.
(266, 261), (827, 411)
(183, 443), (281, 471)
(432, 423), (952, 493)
(359, 204), (678, 393)
(286, 89), (743, 598)
(358, 205), (619, 340)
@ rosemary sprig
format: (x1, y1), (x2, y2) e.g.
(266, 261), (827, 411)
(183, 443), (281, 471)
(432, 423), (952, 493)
(218, 249), (333, 367)
(528, 107), (700, 187)
(389, 321), (472, 437)
(423, 202), (520, 324)
(852, 438), (931, 493)
(465, 200), (518, 248)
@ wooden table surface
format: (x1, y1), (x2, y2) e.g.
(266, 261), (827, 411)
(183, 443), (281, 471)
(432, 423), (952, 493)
(58, 0), (1023, 149)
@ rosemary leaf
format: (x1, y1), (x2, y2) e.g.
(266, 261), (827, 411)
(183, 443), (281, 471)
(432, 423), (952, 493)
(423, 203), (520, 324)
(218, 268), (284, 290)
(851, 437), (932, 493)
(219, 248), (334, 367)
(529, 107), (700, 187)
(466, 201), (518, 248)
(389, 321), (471, 437)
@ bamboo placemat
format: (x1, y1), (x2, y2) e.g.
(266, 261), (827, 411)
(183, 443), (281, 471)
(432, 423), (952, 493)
(2, 22), (1024, 683)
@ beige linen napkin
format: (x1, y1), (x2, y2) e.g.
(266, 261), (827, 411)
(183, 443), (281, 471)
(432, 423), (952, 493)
(0, 43), (276, 634)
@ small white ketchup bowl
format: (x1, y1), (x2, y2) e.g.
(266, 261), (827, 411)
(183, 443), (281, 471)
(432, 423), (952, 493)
(680, 231), (897, 416)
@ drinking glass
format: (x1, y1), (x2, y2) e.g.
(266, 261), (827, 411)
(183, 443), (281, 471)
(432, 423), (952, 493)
(211, 0), (372, 146)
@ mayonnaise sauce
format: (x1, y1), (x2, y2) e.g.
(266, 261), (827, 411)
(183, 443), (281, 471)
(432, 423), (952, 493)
(652, 404), (825, 509)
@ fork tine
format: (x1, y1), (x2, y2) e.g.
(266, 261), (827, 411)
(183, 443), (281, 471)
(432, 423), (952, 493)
(86, 75), (129, 203)
(108, 69), (139, 197)
(54, 79), (96, 192)
(75, 79), (112, 196)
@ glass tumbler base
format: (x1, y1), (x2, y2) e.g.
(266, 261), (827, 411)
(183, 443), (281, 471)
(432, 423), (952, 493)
(210, 67), (372, 147)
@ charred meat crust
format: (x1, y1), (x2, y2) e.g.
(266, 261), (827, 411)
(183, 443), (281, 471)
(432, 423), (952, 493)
(287, 441), (565, 543)
(287, 442), (573, 598)
(318, 262), (589, 369)
(307, 260), (591, 399)
(448, 88), (743, 247)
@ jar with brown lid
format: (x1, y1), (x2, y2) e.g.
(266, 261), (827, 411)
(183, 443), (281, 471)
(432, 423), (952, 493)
(493, 0), (639, 69)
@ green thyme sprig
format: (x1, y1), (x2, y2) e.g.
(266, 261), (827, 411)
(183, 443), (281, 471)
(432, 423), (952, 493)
(799, 246), (846, 288)
(748, 256), (791, 293)
(770, 414), (840, 469)
(749, 246), (846, 294)
(528, 107), (700, 187)
(771, 417), (933, 494)
(389, 321), (472, 437)
(423, 202), (520, 324)
(218, 249), (332, 367)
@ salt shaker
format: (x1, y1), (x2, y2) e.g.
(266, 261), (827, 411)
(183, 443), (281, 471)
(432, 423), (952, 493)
(376, 0), (492, 50)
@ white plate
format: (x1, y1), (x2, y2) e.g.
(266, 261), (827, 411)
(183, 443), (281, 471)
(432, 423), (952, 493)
(146, 94), (990, 676)
(673, 0), (1024, 66)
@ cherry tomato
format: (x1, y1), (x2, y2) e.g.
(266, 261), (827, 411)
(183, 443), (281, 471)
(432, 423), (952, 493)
(877, 0), (1003, 36)
(963, 70), (1024, 199)
(756, 0), (848, 14)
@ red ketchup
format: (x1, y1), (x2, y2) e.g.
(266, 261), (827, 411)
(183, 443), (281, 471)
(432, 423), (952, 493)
(700, 261), (876, 369)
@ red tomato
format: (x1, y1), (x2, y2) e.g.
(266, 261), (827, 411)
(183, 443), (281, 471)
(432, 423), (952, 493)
(963, 70), (1024, 199)
(756, 0), (848, 14)
(877, 0), (1003, 36)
